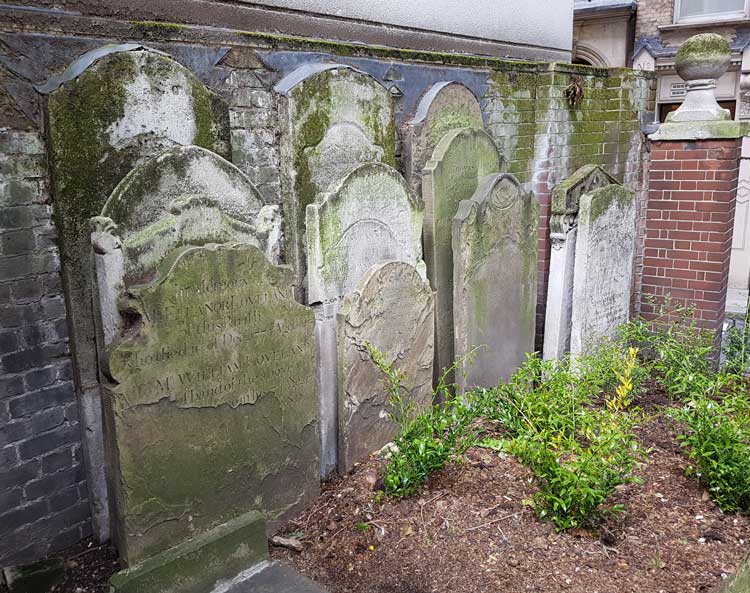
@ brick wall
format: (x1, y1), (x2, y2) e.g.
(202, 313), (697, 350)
(635, 0), (674, 39)
(0, 127), (91, 567)
(640, 139), (741, 334)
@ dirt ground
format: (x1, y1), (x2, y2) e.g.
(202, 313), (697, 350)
(33, 396), (750, 593)
(270, 410), (750, 593)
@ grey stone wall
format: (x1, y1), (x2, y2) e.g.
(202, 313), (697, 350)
(0, 126), (91, 567)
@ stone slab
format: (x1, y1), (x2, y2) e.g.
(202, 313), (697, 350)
(110, 511), (267, 593)
(102, 245), (318, 565)
(275, 64), (394, 295)
(421, 127), (501, 382)
(402, 81), (483, 195)
(452, 174), (537, 389)
(219, 561), (328, 593)
(305, 161), (425, 476)
(542, 164), (619, 361)
(337, 261), (434, 473)
(570, 184), (637, 355)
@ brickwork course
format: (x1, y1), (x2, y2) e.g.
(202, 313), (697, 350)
(0, 14), (654, 569)
(640, 140), (741, 333)
(0, 124), (92, 567)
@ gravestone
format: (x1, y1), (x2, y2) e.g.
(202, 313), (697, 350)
(275, 64), (395, 295)
(305, 162), (425, 475)
(402, 81), (483, 195)
(452, 174), (538, 390)
(45, 46), (229, 539)
(570, 181), (636, 355)
(542, 165), (627, 360)
(337, 261), (434, 474)
(90, 148), (317, 590)
(422, 127), (502, 382)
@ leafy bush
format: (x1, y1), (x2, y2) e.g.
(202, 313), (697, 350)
(677, 393), (750, 514)
(367, 344), (478, 498)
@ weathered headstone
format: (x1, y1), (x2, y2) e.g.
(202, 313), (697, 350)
(402, 81), (483, 194)
(275, 64), (395, 295)
(305, 162), (425, 475)
(90, 146), (317, 591)
(337, 261), (435, 473)
(452, 174), (538, 389)
(422, 127), (502, 381)
(542, 165), (627, 360)
(45, 46), (229, 539)
(569, 179), (636, 355)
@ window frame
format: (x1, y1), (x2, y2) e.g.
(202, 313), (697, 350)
(674, 0), (749, 23)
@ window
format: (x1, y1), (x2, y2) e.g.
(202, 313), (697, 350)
(676, 0), (747, 21)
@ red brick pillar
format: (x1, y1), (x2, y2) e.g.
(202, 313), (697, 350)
(640, 139), (741, 335)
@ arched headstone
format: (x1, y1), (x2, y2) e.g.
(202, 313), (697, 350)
(402, 81), (483, 194)
(89, 146), (317, 586)
(44, 46), (230, 540)
(453, 174), (538, 389)
(305, 162), (426, 476)
(275, 64), (395, 296)
(421, 127), (502, 382)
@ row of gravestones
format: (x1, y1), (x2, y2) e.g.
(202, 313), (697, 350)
(41, 46), (635, 591)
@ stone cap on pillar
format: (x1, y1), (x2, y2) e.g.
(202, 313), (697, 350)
(651, 34), (743, 141)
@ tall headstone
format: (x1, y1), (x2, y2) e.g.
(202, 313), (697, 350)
(402, 82), (483, 194)
(569, 183), (637, 355)
(90, 148), (318, 591)
(452, 174), (538, 390)
(45, 46), (229, 539)
(337, 261), (434, 474)
(305, 162), (425, 475)
(542, 165), (624, 360)
(276, 64), (395, 295)
(422, 127), (502, 381)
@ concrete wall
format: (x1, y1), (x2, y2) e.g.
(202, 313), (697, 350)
(242, 0), (574, 56)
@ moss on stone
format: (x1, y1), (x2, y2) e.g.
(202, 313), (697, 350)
(675, 33), (731, 64)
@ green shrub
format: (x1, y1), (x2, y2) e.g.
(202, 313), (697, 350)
(367, 344), (478, 498)
(677, 393), (750, 514)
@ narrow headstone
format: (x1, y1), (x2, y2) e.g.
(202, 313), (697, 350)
(337, 261), (434, 473)
(305, 162), (425, 475)
(542, 165), (626, 360)
(570, 184), (637, 355)
(276, 64), (394, 295)
(452, 174), (538, 389)
(421, 127), (501, 382)
(402, 82), (483, 195)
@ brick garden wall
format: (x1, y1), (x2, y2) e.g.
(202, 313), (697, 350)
(640, 139), (741, 333)
(0, 122), (92, 566)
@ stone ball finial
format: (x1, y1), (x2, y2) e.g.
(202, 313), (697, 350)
(675, 33), (731, 82)
(667, 33), (732, 123)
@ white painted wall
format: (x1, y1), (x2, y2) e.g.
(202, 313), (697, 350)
(241, 0), (574, 52)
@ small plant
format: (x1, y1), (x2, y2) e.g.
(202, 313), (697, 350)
(723, 293), (750, 376)
(677, 394), (750, 514)
(564, 76), (584, 107)
(367, 344), (479, 498)
(607, 347), (639, 412)
(356, 521), (371, 532)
